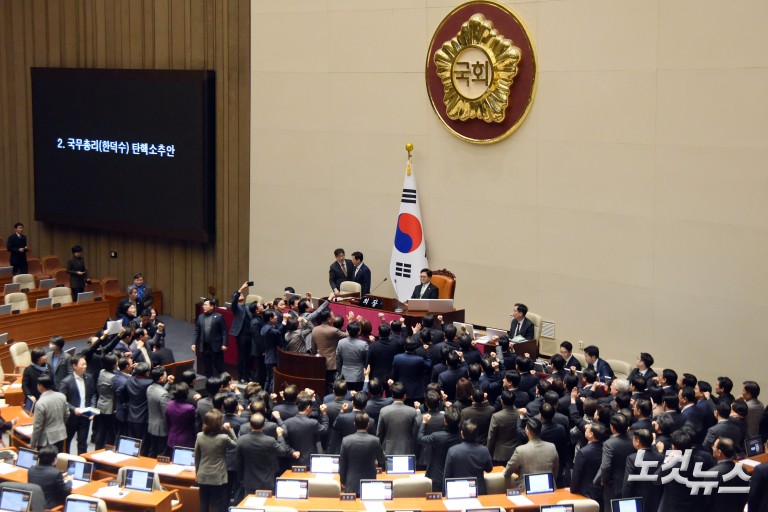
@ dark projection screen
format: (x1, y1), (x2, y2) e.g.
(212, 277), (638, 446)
(31, 68), (215, 242)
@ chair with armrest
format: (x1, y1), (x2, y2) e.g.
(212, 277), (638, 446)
(101, 277), (124, 298)
(11, 274), (35, 290)
(49, 287), (73, 306)
(526, 311), (542, 342)
(26, 258), (49, 280)
(9, 342), (31, 374)
(307, 478), (341, 497)
(40, 256), (62, 276)
(245, 294), (263, 305)
(84, 280), (103, 299)
(430, 268), (456, 299)
(392, 476), (432, 498)
(0, 481), (47, 512)
(4, 292), (29, 312)
(52, 268), (69, 288)
(606, 359), (632, 380)
(54, 452), (86, 473)
(339, 281), (362, 296)
(484, 472), (514, 495)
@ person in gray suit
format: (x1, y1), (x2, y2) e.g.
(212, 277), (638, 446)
(236, 413), (298, 494)
(195, 409), (238, 512)
(47, 335), (72, 390)
(283, 396), (329, 467)
(377, 382), (418, 455)
(339, 412), (386, 496)
(503, 417), (559, 488)
(335, 322), (369, 391)
(599, 413), (636, 511)
(30, 374), (69, 450)
(486, 390), (521, 465)
(147, 366), (172, 458)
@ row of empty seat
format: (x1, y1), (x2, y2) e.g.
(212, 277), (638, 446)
(3, 288), (79, 311)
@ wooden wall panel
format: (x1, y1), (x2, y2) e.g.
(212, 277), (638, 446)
(0, 0), (250, 320)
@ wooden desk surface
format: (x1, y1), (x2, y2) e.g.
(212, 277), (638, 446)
(0, 462), (28, 483)
(280, 465), (507, 483)
(82, 449), (196, 484)
(742, 452), (768, 474)
(242, 488), (583, 511)
(2, 381), (24, 406)
(0, 300), (110, 373)
(75, 480), (174, 512)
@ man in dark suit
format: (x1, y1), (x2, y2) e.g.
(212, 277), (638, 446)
(126, 273), (153, 311)
(703, 402), (743, 451)
(350, 251), (372, 295)
(367, 323), (402, 386)
(749, 458), (768, 512)
(559, 341), (582, 371)
(710, 438), (749, 512)
(26, 445), (72, 509)
(236, 413), (298, 493)
(123, 362), (153, 455)
(150, 338), (175, 367)
(584, 345), (615, 380)
(58, 354), (96, 454)
(410, 268), (439, 299)
(599, 413), (636, 511)
(462, 387), (495, 445)
(283, 396), (329, 467)
(621, 428), (663, 512)
(192, 298), (228, 378)
(417, 406), (463, 491)
(231, 282), (253, 382)
(339, 412), (386, 495)
(509, 303), (534, 339)
(329, 248), (354, 293)
(444, 419), (493, 495)
(364, 378), (393, 423)
(656, 429), (712, 512)
(391, 339), (430, 404)
(6, 222), (29, 274)
(627, 352), (658, 386)
(571, 422), (606, 503)
(47, 335), (72, 391)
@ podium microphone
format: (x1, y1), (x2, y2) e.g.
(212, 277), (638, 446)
(370, 277), (388, 294)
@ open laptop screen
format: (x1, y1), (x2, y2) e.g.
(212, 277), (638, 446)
(76, 291), (94, 303)
(745, 436), (764, 457)
(610, 497), (644, 512)
(172, 446), (195, 466)
(64, 498), (98, 512)
(524, 473), (555, 495)
(116, 436), (142, 457)
(444, 477), (478, 499)
(385, 455), (415, 474)
(309, 454), (339, 474)
(0, 489), (32, 512)
(124, 469), (154, 492)
(15, 448), (38, 469)
(67, 460), (93, 482)
(274, 479), (308, 500)
(359, 480), (393, 501)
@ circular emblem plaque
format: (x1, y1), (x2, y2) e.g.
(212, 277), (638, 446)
(426, 2), (537, 144)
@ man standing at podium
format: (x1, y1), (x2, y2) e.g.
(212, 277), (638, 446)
(329, 248), (354, 294)
(351, 251), (371, 295)
(410, 268), (439, 299)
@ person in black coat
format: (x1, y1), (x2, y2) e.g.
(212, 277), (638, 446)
(410, 268), (439, 299)
(329, 248), (354, 293)
(391, 339), (430, 404)
(749, 459), (768, 512)
(571, 422), (607, 503)
(443, 418), (493, 495)
(367, 323), (402, 385)
(351, 251), (372, 295)
(192, 298), (228, 378)
(709, 438), (749, 512)
(282, 397), (329, 467)
(58, 354), (96, 454)
(27, 445), (71, 509)
(417, 406), (463, 491)
(66, 245), (88, 301)
(600, 413), (636, 511)
(6, 222), (29, 274)
(230, 282), (253, 382)
(622, 428), (664, 512)
(22, 348), (49, 409)
(339, 412), (386, 495)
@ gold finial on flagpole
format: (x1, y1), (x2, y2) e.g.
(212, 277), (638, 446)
(405, 143), (413, 175)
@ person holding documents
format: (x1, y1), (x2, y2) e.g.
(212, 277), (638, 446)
(59, 354), (96, 454)
(410, 268), (439, 299)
